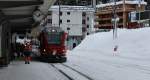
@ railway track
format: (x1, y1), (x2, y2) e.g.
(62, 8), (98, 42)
(51, 64), (73, 80)
(50, 64), (94, 80)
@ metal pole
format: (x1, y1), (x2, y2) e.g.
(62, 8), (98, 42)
(67, 27), (70, 50)
(113, 0), (117, 39)
(58, 0), (61, 27)
(138, 0), (141, 27)
(113, 0), (119, 53)
(92, 0), (96, 10)
(123, 0), (126, 28)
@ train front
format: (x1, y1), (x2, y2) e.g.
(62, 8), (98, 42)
(40, 27), (67, 62)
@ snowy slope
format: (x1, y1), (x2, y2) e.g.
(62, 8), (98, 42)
(66, 28), (150, 80)
(74, 28), (150, 59)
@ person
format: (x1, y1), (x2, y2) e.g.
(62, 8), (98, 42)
(13, 52), (18, 60)
(23, 42), (32, 64)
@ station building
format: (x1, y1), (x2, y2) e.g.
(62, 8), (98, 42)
(46, 5), (95, 49)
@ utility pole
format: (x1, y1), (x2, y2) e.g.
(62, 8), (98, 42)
(123, 0), (126, 28)
(138, 0), (141, 27)
(112, 0), (119, 53)
(92, 0), (96, 10)
(58, 0), (61, 27)
(112, 0), (118, 39)
(67, 27), (70, 50)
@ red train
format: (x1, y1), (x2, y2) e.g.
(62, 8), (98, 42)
(38, 27), (67, 62)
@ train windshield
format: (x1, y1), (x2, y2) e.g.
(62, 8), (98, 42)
(47, 32), (61, 44)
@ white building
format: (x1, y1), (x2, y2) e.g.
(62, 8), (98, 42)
(46, 5), (95, 49)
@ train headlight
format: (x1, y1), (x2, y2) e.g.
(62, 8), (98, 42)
(43, 49), (46, 52)
(52, 29), (56, 32)
(62, 49), (66, 52)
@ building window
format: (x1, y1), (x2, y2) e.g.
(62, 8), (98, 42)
(67, 12), (70, 15)
(87, 25), (89, 28)
(82, 19), (86, 24)
(87, 33), (89, 35)
(60, 11), (62, 16)
(47, 19), (52, 23)
(82, 27), (86, 32)
(87, 17), (89, 21)
(67, 20), (70, 23)
(82, 12), (86, 16)
(60, 19), (62, 24)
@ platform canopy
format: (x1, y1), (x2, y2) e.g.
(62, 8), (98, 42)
(0, 0), (56, 33)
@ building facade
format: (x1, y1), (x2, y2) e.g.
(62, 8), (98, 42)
(145, 0), (150, 10)
(95, 0), (147, 30)
(46, 5), (95, 49)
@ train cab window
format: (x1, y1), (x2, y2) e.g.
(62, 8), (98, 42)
(47, 32), (61, 44)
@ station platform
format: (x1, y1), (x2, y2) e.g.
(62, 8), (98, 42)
(0, 61), (68, 80)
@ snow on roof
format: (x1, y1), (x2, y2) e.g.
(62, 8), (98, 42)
(49, 5), (95, 12)
(96, 1), (147, 8)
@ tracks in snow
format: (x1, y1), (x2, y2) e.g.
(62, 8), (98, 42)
(50, 63), (94, 80)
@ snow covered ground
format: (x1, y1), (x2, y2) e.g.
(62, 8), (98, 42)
(64, 27), (150, 80)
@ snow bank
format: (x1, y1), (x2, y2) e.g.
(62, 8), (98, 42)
(68, 28), (150, 80)
(73, 28), (150, 59)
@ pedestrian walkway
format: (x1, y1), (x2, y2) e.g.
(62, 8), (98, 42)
(0, 61), (69, 80)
